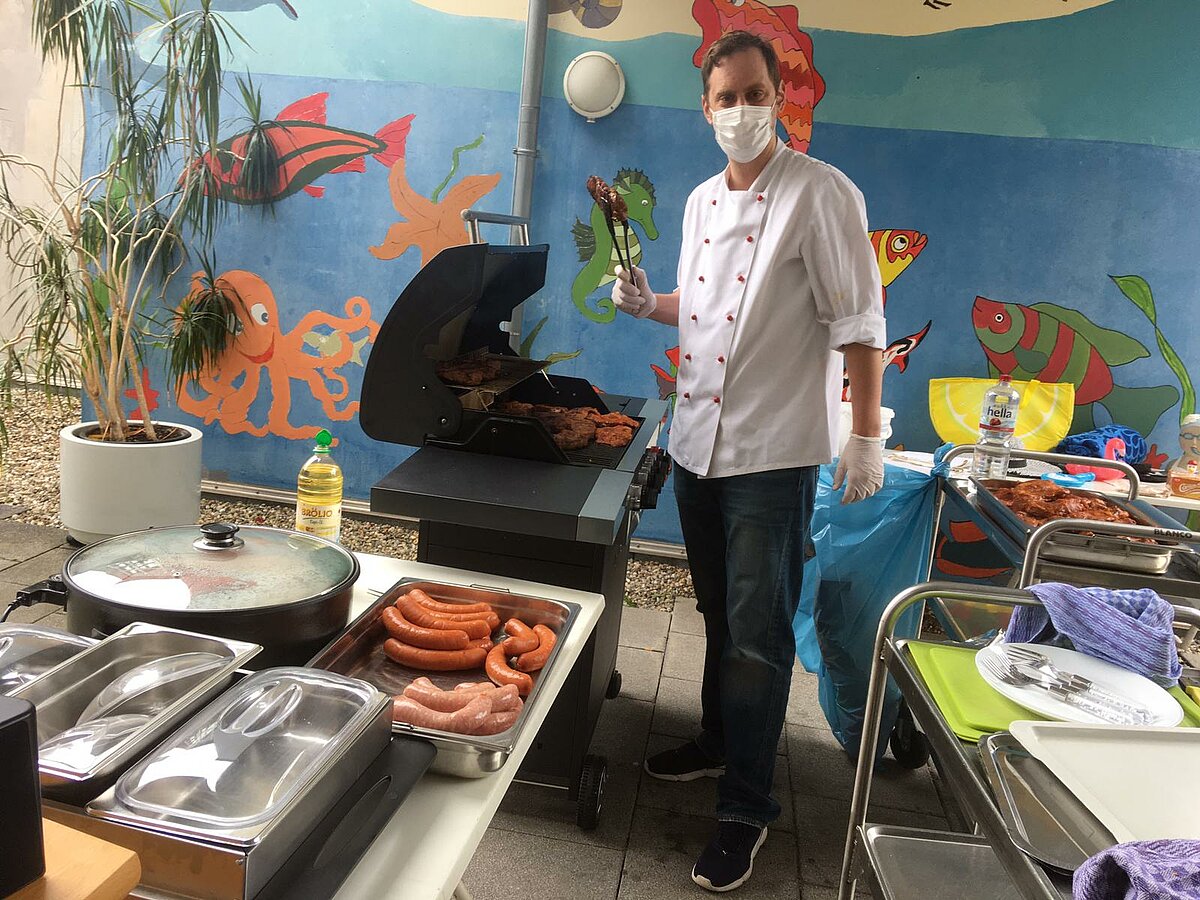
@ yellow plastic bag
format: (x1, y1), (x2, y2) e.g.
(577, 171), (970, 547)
(929, 378), (1076, 452)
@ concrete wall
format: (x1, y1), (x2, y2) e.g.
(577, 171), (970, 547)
(64, 0), (1200, 545)
(0, 0), (85, 346)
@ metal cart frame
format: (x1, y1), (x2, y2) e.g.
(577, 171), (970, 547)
(838, 514), (1200, 900)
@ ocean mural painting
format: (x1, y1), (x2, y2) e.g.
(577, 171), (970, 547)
(93, 0), (1200, 545)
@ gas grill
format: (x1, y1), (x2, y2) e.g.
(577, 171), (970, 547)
(359, 236), (670, 828)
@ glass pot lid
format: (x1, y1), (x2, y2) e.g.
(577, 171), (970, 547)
(65, 524), (357, 613)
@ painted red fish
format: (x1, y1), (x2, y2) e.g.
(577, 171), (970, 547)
(870, 229), (927, 308)
(935, 520), (1013, 581)
(201, 93), (413, 204)
(650, 346), (680, 402)
(884, 320), (932, 374)
(842, 321), (932, 402)
(1145, 444), (1169, 468)
(692, 0), (826, 153)
(972, 295), (1178, 435)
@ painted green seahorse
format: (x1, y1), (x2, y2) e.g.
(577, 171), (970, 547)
(571, 169), (659, 324)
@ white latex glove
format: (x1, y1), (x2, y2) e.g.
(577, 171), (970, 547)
(833, 435), (884, 504)
(612, 266), (657, 319)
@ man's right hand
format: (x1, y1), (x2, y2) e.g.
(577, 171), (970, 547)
(612, 266), (657, 319)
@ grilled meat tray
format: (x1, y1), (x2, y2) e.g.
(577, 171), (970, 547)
(972, 477), (1178, 574)
(308, 579), (580, 778)
(436, 348), (551, 409)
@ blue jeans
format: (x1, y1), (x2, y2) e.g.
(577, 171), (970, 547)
(674, 462), (817, 827)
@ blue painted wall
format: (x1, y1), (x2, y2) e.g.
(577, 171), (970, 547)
(122, 0), (1200, 545)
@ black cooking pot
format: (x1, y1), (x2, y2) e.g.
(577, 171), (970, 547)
(14, 523), (359, 668)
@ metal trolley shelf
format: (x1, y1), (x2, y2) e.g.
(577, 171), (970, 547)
(839, 513), (1200, 900)
(859, 824), (1029, 900)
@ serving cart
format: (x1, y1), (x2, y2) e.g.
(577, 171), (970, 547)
(838, 515), (1200, 900)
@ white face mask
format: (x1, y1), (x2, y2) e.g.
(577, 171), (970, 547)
(711, 104), (776, 164)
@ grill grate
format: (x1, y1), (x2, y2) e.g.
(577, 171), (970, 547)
(564, 442), (631, 469)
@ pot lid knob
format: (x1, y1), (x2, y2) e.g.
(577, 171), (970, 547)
(195, 523), (245, 551)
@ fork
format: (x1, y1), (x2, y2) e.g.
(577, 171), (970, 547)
(978, 654), (1152, 726)
(1002, 645), (1152, 713)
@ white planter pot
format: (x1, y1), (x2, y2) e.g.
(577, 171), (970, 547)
(59, 422), (203, 544)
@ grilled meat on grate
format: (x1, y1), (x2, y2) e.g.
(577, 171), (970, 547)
(595, 425), (634, 448)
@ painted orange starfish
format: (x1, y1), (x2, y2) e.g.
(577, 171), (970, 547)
(369, 137), (501, 268)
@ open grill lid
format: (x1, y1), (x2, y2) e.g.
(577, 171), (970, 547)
(360, 242), (549, 448)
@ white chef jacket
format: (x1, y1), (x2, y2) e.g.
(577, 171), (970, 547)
(669, 140), (886, 478)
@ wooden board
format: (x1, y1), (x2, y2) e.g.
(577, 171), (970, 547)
(10, 819), (140, 900)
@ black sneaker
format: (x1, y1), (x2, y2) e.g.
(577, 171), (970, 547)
(643, 739), (724, 782)
(691, 821), (768, 892)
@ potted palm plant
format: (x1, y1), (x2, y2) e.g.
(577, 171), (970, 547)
(0, 0), (275, 542)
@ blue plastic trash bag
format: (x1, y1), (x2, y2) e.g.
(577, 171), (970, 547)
(793, 464), (937, 762)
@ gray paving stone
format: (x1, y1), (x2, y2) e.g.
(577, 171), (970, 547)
(592, 696), (655, 766)
(786, 667), (830, 729)
(462, 827), (623, 900)
(661, 630), (705, 682)
(617, 805), (800, 899)
(787, 724), (943, 816)
(492, 755), (640, 851)
(491, 697), (651, 849)
(0, 522), (67, 562)
(669, 599), (705, 636)
(638, 732), (794, 833)
(619, 605), (670, 652)
(614, 645), (663, 703)
(794, 796), (948, 889)
(650, 676), (702, 740)
(40, 612), (69, 630)
(0, 547), (74, 587)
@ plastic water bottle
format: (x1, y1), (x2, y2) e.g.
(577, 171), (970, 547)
(972, 375), (1021, 478)
(295, 429), (343, 541)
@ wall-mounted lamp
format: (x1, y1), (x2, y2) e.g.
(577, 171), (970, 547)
(563, 51), (625, 123)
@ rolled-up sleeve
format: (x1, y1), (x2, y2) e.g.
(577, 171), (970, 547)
(801, 169), (886, 351)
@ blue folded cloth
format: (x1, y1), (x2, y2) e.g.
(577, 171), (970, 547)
(1074, 841), (1200, 900)
(1006, 583), (1181, 688)
(1057, 426), (1148, 466)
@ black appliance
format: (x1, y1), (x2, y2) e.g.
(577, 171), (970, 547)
(0, 696), (45, 895)
(360, 237), (670, 828)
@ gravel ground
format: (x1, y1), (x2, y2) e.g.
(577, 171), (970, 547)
(1, 390), (692, 610)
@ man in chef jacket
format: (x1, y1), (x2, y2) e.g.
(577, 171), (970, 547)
(612, 30), (886, 893)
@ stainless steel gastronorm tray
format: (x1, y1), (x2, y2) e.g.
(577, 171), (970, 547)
(972, 477), (1178, 574)
(308, 579), (580, 778)
(978, 732), (1115, 873)
(12, 622), (259, 803)
(859, 824), (1026, 900)
(87, 668), (392, 900)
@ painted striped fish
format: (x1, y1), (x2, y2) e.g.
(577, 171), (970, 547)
(972, 295), (1178, 436)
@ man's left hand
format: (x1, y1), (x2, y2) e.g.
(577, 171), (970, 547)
(833, 435), (884, 504)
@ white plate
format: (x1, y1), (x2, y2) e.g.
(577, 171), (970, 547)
(1011, 721), (1200, 843)
(975, 642), (1182, 727)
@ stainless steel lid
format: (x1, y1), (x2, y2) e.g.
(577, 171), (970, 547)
(98, 667), (386, 845)
(65, 523), (356, 612)
(0, 623), (96, 695)
(14, 623), (260, 787)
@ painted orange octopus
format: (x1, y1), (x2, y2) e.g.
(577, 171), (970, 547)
(177, 269), (379, 440)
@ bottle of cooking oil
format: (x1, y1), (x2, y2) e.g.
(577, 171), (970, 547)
(295, 429), (343, 541)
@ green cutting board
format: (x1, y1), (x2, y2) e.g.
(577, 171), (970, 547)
(906, 641), (1200, 741)
(907, 641), (1047, 742)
